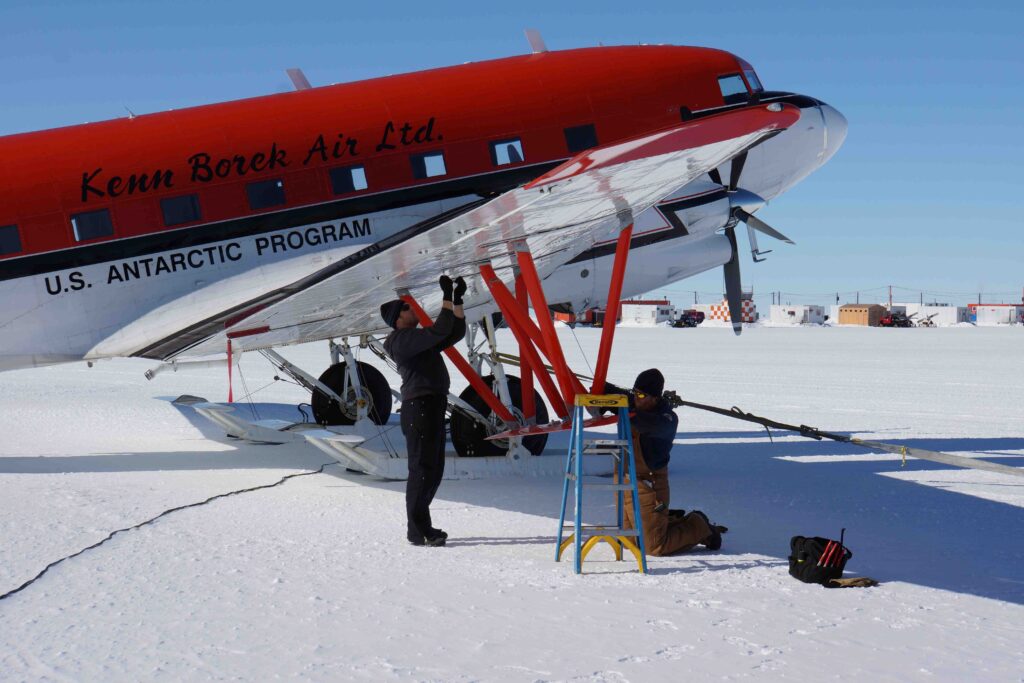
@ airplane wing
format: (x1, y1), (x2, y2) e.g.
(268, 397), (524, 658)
(164, 103), (799, 360)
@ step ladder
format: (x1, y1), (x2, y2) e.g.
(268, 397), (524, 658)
(556, 394), (648, 574)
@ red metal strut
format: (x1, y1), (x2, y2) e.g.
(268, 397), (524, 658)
(401, 294), (517, 424)
(514, 274), (536, 421)
(226, 340), (234, 403)
(591, 224), (633, 394)
(515, 250), (582, 409)
(479, 264), (569, 419)
(480, 277), (588, 400)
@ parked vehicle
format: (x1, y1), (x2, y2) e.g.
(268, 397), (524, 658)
(879, 311), (914, 327)
(672, 309), (706, 328)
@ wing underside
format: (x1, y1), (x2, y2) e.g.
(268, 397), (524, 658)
(168, 104), (799, 360)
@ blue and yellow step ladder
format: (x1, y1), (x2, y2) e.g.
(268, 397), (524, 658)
(556, 394), (648, 574)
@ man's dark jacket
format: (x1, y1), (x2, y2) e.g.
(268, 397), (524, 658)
(630, 397), (679, 471)
(383, 308), (465, 400)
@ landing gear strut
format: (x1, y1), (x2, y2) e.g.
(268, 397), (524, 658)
(311, 360), (391, 426)
(259, 342), (394, 426)
(312, 339), (393, 425)
(450, 375), (548, 457)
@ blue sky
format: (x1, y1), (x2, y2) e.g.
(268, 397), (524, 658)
(2, 0), (1021, 307)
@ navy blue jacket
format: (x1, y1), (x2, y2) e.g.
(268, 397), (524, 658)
(383, 308), (465, 400)
(630, 397), (679, 471)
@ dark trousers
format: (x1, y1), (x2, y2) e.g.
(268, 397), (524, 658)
(400, 395), (447, 539)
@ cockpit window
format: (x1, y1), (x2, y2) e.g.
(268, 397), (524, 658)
(744, 69), (763, 92)
(718, 74), (749, 105)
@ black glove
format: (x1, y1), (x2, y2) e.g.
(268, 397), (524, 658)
(439, 275), (454, 302)
(453, 277), (467, 305)
(598, 382), (631, 414)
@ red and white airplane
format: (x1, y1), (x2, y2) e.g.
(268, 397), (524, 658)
(0, 41), (845, 461)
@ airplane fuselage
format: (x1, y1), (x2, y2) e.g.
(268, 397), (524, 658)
(0, 46), (845, 371)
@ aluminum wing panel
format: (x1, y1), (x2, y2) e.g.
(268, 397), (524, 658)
(175, 104), (799, 358)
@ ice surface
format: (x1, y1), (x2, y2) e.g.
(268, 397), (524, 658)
(1, 326), (1022, 680)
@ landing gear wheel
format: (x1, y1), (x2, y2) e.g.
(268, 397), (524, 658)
(449, 374), (548, 457)
(311, 361), (392, 426)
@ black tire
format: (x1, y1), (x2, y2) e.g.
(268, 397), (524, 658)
(450, 374), (548, 457)
(311, 361), (393, 426)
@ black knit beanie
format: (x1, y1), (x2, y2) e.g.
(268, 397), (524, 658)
(380, 299), (405, 328)
(633, 368), (665, 397)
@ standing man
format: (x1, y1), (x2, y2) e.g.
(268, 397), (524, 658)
(615, 368), (727, 555)
(380, 275), (467, 547)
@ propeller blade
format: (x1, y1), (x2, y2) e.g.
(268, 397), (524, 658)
(728, 151), (748, 191)
(723, 227), (743, 336)
(736, 209), (795, 245)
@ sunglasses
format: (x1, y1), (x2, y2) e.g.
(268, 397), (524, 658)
(632, 389), (648, 400)
(401, 303), (410, 311)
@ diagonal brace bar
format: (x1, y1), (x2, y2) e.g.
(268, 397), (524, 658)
(515, 274), (536, 421)
(480, 264), (569, 419)
(591, 224), (633, 394)
(401, 294), (517, 424)
(515, 250), (583, 408)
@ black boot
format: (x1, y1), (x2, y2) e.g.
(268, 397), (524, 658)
(691, 510), (724, 551)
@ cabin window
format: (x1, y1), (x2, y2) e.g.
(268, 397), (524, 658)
(411, 151), (447, 179)
(71, 209), (114, 242)
(161, 194), (202, 227)
(679, 107), (693, 121)
(0, 224), (21, 255)
(490, 138), (525, 166)
(247, 179), (286, 210)
(329, 165), (368, 194)
(718, 74), (749, 105)
(743, 69), (763, 92)
(564, 124), (598, 154)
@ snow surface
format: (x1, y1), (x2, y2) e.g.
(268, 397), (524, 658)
(2, 326), (1023, 681)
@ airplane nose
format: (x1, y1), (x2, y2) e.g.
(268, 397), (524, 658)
(819, 103), (848, 164)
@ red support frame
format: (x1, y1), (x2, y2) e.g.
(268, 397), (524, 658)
(515, 250), (582, 408)
(226, 340), (234, 403)
(480, 265), (569, 419)
(400, 295), (517, 424)
(479, 265), (586, 395)
(591, 224), (633, 395)
(515, 274), (536, 421)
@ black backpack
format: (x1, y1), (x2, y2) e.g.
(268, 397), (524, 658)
(789, 531), (852, 587)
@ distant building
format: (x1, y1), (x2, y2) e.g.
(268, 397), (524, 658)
(769, 305), (825, 325)
(554, 308), (597, 325)
(898, 303), (968, 326)
(694, 290), (758, 324)
(970, 304), (1024, 326)
(838, 304), (886, 326)
(620, 299), (674, 326)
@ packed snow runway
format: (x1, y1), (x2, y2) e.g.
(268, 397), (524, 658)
(1, 326), (1022, 681)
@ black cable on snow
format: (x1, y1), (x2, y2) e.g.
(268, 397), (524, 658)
(0, 462), (334, 603)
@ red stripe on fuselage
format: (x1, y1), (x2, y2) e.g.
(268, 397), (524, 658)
(0, 46), (746, 265)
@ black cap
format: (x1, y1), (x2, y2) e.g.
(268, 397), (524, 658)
(633, 368), (665, 397)
(380, 299), (405, 328)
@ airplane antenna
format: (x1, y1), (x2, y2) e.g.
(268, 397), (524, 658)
(286, 68), (312, 91)
(123, 105), (136, 119)
(525, 29), (548, 54)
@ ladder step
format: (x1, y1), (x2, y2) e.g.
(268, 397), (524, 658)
(562, 525), (639, 537)
(584, 439), (629, 447)
(582, 483), (633, 490)
(582, 447), (623, 455)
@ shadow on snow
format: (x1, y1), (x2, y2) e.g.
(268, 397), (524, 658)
(3, 398), (1022, 605)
